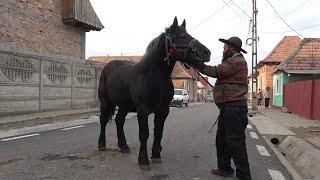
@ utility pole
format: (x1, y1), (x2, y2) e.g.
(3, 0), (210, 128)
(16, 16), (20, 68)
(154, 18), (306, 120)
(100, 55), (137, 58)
(251, 0), (258, 110)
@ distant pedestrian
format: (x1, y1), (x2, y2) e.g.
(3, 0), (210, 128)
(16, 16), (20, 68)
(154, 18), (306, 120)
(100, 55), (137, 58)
(264, 87), (270, 108)
(258, 89), (262, 106)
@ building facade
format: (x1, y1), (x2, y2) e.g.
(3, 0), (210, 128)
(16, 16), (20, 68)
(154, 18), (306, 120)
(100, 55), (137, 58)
(0, 0), (103, 115)
(255, 36), (301, 97)
(272, 38), (320, 107)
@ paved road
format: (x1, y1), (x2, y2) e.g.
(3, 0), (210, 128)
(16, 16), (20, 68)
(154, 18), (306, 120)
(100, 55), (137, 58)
(0, 103), (292, 180)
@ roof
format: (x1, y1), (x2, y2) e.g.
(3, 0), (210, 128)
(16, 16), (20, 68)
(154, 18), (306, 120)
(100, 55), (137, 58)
(62, 0), (104, 31)
(172, 62), (198, 80)
(198, 76), (213, 89)
(87, 56), (142, 69)
(197, 81), (205, 88)
(274, 38), (320, 74)
(256, 36), (301, 68)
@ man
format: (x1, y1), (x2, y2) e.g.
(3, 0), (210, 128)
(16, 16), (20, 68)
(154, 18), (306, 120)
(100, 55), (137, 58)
(264, 87), (271, 108)
(258, 89), (263, 106)
(191, 37), (251, 180)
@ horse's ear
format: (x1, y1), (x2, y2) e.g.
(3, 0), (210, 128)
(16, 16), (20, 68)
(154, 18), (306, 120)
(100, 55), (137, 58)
(181, 19), (186, 28)
(172, 17), (178, 28)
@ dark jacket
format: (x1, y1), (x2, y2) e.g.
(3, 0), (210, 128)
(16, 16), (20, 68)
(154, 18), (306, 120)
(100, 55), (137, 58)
(198, 53), (248, 105)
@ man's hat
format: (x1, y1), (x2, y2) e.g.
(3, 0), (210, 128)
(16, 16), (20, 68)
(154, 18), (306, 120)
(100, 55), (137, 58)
(219, 36), (247, 54)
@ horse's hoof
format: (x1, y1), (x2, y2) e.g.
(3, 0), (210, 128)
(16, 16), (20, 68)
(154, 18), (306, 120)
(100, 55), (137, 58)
(120, 148), (130, 153)
(119, 145), (130, 153)
(151, 158), (162, 164)
(139, 164), (151, 171)
(98, 147), (107, 151)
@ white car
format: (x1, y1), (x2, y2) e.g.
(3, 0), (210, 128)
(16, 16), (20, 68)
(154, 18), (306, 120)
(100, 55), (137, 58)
(171, 89), (189, 107)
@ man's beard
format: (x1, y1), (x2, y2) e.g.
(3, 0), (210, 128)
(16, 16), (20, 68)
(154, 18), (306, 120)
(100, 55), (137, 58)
(222, 50), (233, 62)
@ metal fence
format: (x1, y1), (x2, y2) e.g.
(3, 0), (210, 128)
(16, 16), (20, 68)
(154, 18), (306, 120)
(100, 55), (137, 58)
(284, 79), (320, 120)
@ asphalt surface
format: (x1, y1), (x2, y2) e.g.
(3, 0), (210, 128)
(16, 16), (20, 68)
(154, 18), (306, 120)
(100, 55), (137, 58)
(0, 103), (292, 180)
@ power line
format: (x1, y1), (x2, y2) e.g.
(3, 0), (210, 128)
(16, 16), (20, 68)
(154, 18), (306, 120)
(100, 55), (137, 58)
(222, 0), (241, 17)
(229, 0), (252, 19)
(265, 0), (304, 38)
(190, 0), (232, 31)
(260, 0), (310, 28)
(260, 22), (320, 33)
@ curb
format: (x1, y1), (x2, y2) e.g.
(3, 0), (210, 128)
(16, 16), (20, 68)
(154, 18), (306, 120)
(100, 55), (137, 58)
(0, 116), (99, 139)
(262, 136), (303, 180)
(0, 107), (99, 125)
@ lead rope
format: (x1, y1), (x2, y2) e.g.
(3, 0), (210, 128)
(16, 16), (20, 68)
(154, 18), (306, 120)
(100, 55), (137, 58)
(192, 67), (217, 133)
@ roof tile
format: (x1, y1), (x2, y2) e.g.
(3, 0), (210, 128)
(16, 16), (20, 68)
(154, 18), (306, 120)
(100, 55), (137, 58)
(262, 36), (301, 63)
(275, 38), (320, 73)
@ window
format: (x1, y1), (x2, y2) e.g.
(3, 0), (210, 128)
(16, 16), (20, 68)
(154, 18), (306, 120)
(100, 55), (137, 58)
(276, 79), (279, 94)
(174, 90), (183, 95)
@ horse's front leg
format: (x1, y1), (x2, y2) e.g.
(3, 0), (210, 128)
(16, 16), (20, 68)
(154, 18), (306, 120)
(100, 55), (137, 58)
(151, 106), (169, 163)
(137, 111), (150, 170)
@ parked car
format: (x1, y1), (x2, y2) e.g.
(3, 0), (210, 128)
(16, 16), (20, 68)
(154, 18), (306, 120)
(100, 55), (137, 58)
(171, 89), (189, 107)
(205, 94), (214, 103)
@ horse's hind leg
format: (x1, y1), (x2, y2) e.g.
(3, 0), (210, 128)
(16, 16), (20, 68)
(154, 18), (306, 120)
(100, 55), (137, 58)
(151, 106), (169, 163)
(98, 99), (115, 151)
(115, 108), (130, 153)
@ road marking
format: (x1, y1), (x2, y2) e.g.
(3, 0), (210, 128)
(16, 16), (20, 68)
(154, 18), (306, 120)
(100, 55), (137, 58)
(256, 145), (271, 156)
(126, 116), (133, 119)
(250, 132), (259, 139)
(268, 169), (286, 180)
(61, 125), (84, 131)
(1, 133), (40, 141)
(247, 124), (253, 129)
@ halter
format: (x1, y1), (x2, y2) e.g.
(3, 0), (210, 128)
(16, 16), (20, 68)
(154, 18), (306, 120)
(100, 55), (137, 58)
(164, 33), (198, 65)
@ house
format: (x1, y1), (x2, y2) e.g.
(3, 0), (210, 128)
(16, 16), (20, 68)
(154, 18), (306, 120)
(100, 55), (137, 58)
(171, 63), (199, 102)
(272, 38), (320, 107)
(0, 0), (103, 115)
(197, 76), (213, 101)
(255, 36), (301, 95)
(88, 55), (142, 69)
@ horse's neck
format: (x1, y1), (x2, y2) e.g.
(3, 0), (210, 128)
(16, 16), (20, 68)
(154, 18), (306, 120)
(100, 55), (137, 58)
(135, 33), (176, 78)
(137, 54), (175, 78)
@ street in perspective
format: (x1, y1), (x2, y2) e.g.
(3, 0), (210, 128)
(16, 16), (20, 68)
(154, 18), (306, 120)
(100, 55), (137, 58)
(1, 0), (320, 180)
(1, 103), (292, 179)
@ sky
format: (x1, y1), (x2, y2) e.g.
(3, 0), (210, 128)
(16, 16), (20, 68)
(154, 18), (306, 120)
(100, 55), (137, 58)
(86, 0), (320, 83)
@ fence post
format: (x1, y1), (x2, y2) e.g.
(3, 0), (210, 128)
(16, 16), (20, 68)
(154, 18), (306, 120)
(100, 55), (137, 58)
(310, 80), (315, 119)
(71, 63), (74, 108)
(93, 69), (98, 106)
(39, 60), (43, 112)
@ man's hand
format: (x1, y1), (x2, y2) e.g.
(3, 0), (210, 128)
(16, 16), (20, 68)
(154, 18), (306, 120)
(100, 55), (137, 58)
(188, 58), (205, 70)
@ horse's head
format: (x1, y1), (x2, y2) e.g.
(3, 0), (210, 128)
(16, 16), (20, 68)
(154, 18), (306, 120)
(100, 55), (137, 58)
(165, 17), (211, 65)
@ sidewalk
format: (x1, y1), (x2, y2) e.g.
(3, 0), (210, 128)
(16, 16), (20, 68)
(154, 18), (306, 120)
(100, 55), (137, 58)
(249, 107), (320, 179)
(0, 107), (100, 131)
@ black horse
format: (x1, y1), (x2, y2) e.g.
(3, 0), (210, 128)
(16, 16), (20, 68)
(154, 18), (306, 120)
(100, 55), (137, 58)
(98, 17), (211, 170)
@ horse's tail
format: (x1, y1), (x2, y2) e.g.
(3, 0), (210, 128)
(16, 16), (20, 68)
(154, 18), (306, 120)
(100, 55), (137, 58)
(98, 64), (116, 122)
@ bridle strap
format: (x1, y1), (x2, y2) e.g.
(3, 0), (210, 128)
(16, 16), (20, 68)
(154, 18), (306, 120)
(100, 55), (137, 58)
(164, 33), (198, 66)
(164, 34), (176, 65)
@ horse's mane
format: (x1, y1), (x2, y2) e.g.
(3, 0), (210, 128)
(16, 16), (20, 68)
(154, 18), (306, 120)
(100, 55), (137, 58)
(135, 28), (169, 72)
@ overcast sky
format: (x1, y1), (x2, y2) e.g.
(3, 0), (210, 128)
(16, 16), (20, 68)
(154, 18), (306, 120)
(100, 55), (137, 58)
(86, 0), (320, 82)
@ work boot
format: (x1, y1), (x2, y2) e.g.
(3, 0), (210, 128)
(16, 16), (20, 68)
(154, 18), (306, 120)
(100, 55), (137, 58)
(237, 175), (252, 180)
(211, 168), (234, 177)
